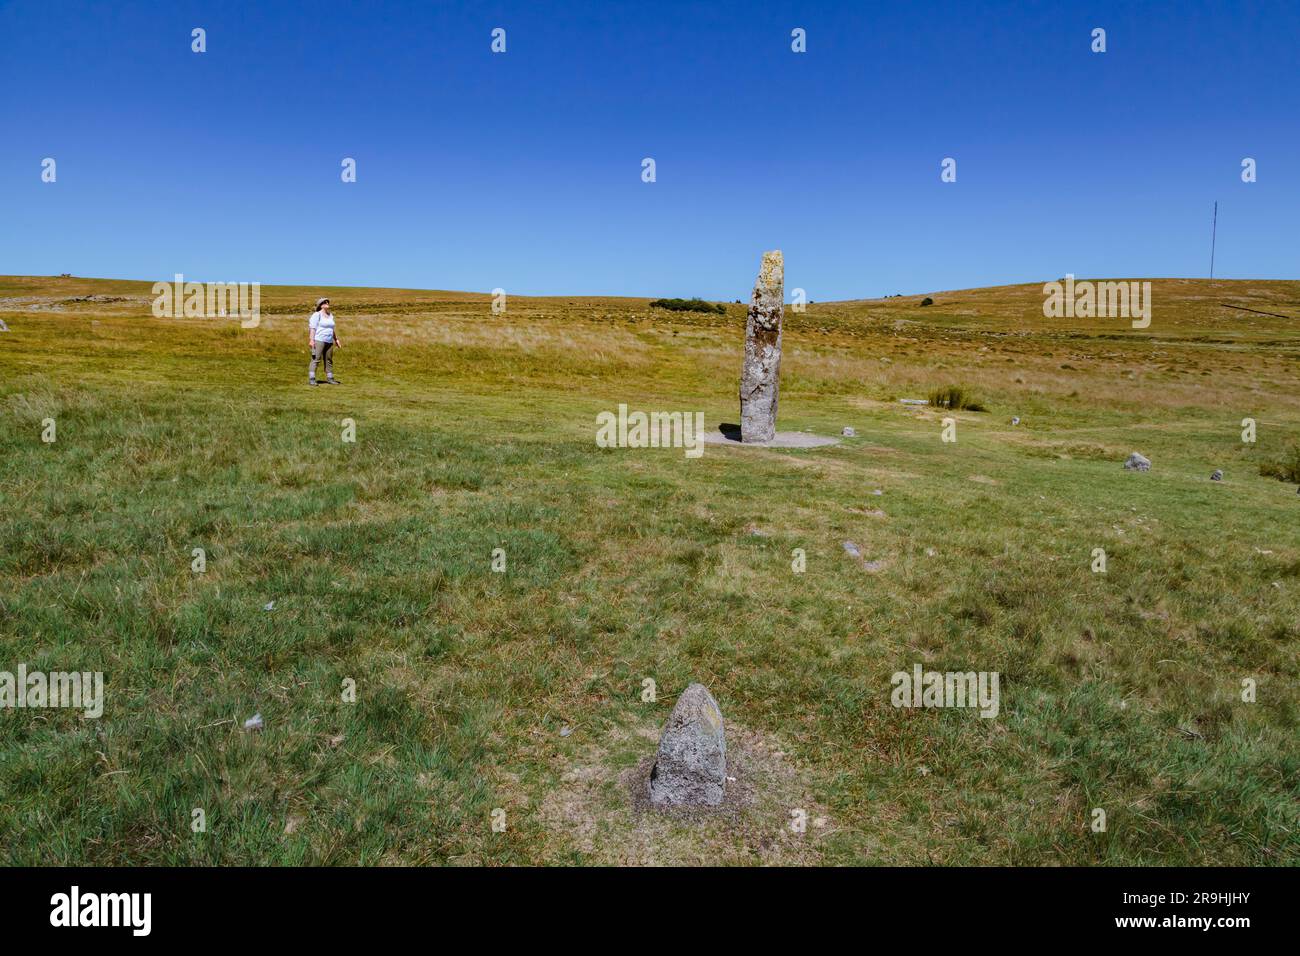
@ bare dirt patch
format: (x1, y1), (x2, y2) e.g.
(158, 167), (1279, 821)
(702, 424), (840, 448)
(540, 721), (831, 865)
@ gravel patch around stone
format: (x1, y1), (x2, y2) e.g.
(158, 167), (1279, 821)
(702, 424), (840, 449)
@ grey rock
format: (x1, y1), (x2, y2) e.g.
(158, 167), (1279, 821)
(843, 540), (862, 558)
(648, 683), (726, 808)
(1011, 416), (1021, 426)
(559, 725), (572, 737)
(1211, 470), (1223, 481)
(842, 426), (856, 437)
(1123, 452), (1151, 472)
(243, 713), (264, 733)
(740, 251), (784, 443)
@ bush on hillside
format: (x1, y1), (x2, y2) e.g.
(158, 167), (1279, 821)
(649, 298), (726, 315)
(1259, 443), (1300, 483)
(928, 385), (986, 412)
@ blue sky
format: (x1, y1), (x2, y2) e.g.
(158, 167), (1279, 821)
(1, 0), (1295, 300)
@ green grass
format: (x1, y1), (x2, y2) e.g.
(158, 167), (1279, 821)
(1, 274), (1297, 865)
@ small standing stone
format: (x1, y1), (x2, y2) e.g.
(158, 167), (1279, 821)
(739, 251), (784, 443)
(648, 683), (726, 808)
(1123, 452), (1151, 472)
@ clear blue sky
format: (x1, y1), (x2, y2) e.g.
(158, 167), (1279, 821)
(1, 0), (1295, 300)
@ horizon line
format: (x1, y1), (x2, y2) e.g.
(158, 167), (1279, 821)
(6, 273), (1298, 308)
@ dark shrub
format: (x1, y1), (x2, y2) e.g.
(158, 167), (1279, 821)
(1259, 443), (1300, 483)
(649, 298), (726, 315)
(928, 385), (986, 412)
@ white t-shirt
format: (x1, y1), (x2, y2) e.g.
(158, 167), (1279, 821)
(309, 310), (335, 343)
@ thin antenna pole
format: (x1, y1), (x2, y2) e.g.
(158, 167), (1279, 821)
(1209, 201), (1218, 280)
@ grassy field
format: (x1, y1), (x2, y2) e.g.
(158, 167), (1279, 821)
(1, 273), (1297, 866)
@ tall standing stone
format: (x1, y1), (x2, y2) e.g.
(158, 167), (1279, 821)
(740, 250), (784, 443)
(648, 683), (726, 808)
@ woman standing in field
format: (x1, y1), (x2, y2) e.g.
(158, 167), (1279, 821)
(308, 297), (341, 385)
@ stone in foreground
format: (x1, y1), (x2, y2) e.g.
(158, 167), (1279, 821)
(1123, 452), (1151, 472)
(740, 250), (784, 443)
(648, 683), (726, 808)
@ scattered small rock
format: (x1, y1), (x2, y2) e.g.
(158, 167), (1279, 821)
(1010, 416), (1020, 426)
(871, 489), (883, 496)
(243, 713), (264, 733)
(925, 547), (937, 557)
(842, 541), (862, 558)
(1211, 469), (1223, 481)
(559, 725), (573, 738)
(263, 601), (276, 612)
(1123, 452), (1151, 472)
(841, 426), (855, 437)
